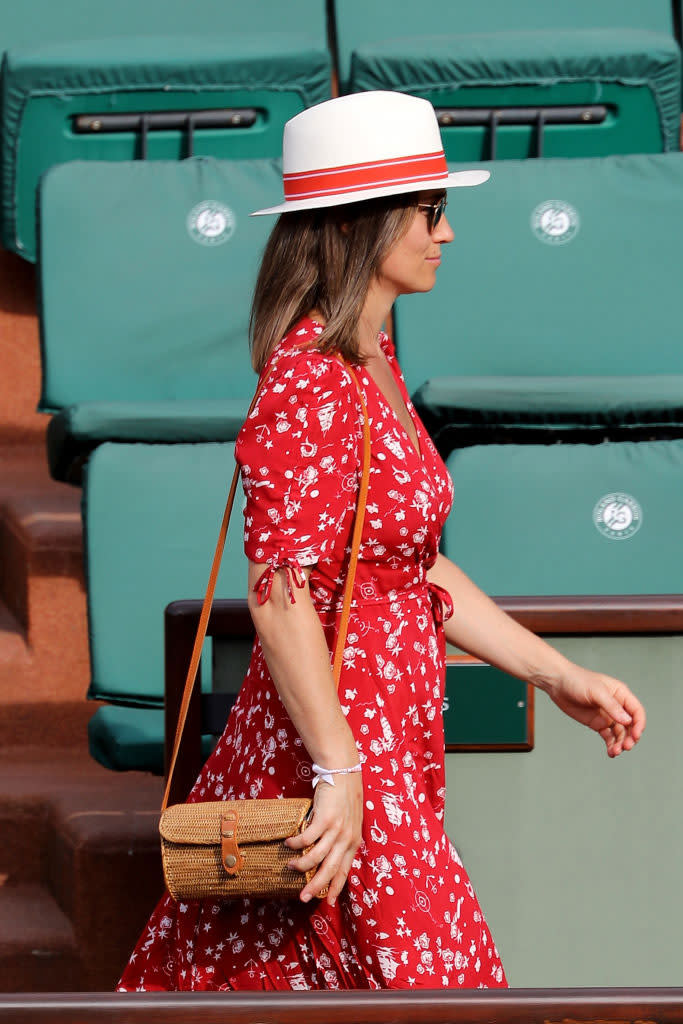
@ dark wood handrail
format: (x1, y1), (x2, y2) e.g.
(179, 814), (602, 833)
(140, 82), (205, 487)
(2, 987), (683, 1023)
(166, 594), (683, 638)
(496, 594), (683, 634)
(164, 594), (683, 803)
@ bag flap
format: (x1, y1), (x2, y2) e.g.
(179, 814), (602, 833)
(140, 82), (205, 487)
(159, 797), (312, 845)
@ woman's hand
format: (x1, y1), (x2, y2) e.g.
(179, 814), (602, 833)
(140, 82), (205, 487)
(545, 665), (646, 757)
(285, 771), (363, 907)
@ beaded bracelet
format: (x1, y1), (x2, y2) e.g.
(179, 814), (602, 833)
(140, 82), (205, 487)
(311, 762), (362, 788)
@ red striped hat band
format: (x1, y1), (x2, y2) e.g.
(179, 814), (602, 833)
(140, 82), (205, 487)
(283, 150), (448, 201)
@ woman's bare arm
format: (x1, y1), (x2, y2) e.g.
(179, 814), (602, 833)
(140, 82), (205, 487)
(427, 553), (646, 756)
(247, 560), (362, 905)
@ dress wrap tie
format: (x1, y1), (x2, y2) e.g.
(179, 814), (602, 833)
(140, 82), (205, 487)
(427, 581), (454, 630)
(254, 558), (307, 605)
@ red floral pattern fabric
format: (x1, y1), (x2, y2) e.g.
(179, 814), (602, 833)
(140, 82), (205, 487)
(118, 319), (507, 992)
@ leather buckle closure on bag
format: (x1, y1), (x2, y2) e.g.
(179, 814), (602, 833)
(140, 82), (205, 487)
(221, 811), (244, 876)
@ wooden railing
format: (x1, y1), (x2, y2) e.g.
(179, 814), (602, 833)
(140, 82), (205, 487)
(1, 988), (683, 1024)
(163, 594), (683, 804)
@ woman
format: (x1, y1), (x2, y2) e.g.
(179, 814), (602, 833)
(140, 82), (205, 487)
(118, 91), (645, 992)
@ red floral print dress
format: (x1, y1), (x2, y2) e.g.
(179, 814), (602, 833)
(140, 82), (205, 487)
(118, 318), (507, 992)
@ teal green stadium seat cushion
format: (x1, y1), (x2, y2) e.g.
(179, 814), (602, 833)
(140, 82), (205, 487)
(88, 706), (214, 774)
(46, 401), (249, 483)
(394, 153), (683, 450)
(89, 706), (166, 774)
(38, 157), (278, 480)
(442, 439), (683, 596)
(1, 0), (330, 259)
(336, 0), (680, 160)
(415, 377), (683, 450)
(83, 441), (248, 709)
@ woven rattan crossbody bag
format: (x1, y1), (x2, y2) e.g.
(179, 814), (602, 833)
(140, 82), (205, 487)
(159, 351), (370, 901)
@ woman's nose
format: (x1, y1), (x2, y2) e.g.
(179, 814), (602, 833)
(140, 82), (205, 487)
(434, 213), (454, 243)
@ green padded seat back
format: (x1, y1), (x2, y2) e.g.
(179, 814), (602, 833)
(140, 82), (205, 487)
(83, 441), (247, 706)
(336, 0), (672, 81)
(0, 0), (327, 47)
(39, 157), (278, 412)
(442, 439), (683, 596)
(2, 0), (329, 259)
(395, 153), (683, 420)
(337, 0), (679, 160)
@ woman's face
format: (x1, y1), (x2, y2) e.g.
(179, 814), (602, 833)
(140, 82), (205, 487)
(376, 192), (454, 299)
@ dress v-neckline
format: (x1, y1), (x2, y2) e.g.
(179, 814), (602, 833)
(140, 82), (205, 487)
(303, 317), (424, 464)
(363, 342), (424, 465)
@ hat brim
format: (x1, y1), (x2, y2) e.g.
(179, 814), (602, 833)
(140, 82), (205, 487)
(250, 168), (490, 217)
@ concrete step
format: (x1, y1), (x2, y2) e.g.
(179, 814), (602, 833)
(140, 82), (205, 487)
(0, 485), (84, 638)
(0, 796), (48, 888)
(48, 796), (164, 991)
(0, 746), (164, 992)
(0, 884), (80, 992)
(0, 448), (90, 716)
(0, 249), (43, 450)
(0, 601), (29, 668)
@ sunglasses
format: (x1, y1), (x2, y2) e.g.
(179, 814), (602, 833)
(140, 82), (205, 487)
(416, 194), (448, 232)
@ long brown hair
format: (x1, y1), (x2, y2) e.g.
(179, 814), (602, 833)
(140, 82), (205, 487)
(249, 195), (418, 372)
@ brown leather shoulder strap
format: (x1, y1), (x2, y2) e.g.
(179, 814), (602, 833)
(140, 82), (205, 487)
(162, 351), (370, 811)
(331, 360), (371, 687)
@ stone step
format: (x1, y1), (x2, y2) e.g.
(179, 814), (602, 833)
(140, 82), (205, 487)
(0, 796), (48, 888)
(0, 884), (80, 993)
(0, 448), (90, 716)
(0, 249), (43, 451)
(0, 746), (164, 992)
(0, 487), (83, 638)
(0, 601), (29, 668)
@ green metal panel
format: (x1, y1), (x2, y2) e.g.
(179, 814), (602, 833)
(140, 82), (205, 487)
(445, 634), (683, 985)
(395, 153), (683, 395)
(334, 0), (675, 88)
(83, 442), (247, 706)
(442, 440), (683, 597)
(444, 662), (531, 749)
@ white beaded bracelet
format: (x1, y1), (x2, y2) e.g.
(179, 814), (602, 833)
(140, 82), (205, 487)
(311, 762), (362, 788)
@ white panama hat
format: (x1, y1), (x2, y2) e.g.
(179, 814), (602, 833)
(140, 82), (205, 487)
(251, 90), (490, 216)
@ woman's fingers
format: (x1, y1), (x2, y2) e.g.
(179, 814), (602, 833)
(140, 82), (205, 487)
(285, 822), (324, 851)
(287, 829), (335, 873)
(593, 684), (633, 727)
(287, 816), (359, 902)
(324, 849), (357, 907)
(298, 840), (356, 904)
(283, 773), (363, 902)
(620, 686), (647, 739)
(599, 711), (644, 757)
(576, 672), (645, 757)
(602, 722), (624, 757)
(289, 823), (359, 899)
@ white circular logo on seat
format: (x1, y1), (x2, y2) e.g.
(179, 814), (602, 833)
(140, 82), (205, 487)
(531, 200), (579, 245)
(593, 493), (642, 540)
(187, 200), (235, 246)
